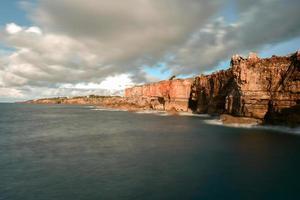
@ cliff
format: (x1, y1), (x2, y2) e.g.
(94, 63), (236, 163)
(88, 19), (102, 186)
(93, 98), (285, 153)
(25, 95), (127, 106)
(125, 79), (193, 111)
(125, 51), (300, 126)
(189, 51), (300, 125)
(25, 51), (300, 126)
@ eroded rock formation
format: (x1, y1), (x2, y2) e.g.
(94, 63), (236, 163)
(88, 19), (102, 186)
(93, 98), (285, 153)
(125, 51), (300, 125)
(25, 51), (300, 126)
(125, 79), (193, 111)
(190, 51), (300, 125)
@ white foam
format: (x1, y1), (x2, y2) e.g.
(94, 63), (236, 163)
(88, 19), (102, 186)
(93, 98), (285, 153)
(178, 112), (211, 118)
(135, 110), (170, 116)
(204, 119), (300, 135)
(135, 110), (212, 117)
(135, 110), (163, 114)
(204, 119), (227, 126)
(91, 108), (127, 112)
(256, 125), (300, 135)
(157, 112), (171, 116)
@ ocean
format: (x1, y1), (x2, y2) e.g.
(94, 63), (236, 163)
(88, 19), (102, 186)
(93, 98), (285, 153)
(1, 103), (300, 200)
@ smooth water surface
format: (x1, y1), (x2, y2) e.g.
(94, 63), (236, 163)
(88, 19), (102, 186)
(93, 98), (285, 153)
(1, 103), (300, 200)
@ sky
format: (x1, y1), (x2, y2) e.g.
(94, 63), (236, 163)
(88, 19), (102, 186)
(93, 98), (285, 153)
(0, 0), (299, 102)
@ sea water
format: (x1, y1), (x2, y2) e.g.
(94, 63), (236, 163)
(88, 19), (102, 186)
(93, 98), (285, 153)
(1, 103), (300, 200)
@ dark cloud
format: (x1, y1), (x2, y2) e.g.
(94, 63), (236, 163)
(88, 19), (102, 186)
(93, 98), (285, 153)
(171, 0), (300, 74)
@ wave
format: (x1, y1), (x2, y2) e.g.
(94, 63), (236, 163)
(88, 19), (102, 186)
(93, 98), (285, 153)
(135, 110), (212, 117)
(135, 110), (170, 116)
(178, 112), (211, 118)
(91, 108), (127, 112)
(256, 125), (300, 135)
(135, 110), (164, 114)
(157, 112), (171, 116)
(204, 119), (300, 135)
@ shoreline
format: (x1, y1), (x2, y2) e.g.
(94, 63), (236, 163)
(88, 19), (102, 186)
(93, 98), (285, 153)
(21, 51), (300, 128)
(91, 105), (300, 134)
(19, 102), (300, 134)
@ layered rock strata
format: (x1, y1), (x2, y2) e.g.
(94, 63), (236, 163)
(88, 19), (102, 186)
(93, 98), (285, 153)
(25, 51), (300, 126)
(125, 79), (193, 112)
(125, 51), (300, 125)
(191, 51), (300, 125)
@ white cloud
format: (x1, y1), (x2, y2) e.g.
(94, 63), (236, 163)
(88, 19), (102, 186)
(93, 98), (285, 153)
(0, 87), (24, 98)
(60, 74), (135, 91)
(98, 74), (135, 91)
(25, 26), (42, 35)
(6, 23), (23, 34)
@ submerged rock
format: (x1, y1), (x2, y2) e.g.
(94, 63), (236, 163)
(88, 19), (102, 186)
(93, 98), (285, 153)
(220, 114), (262, 125)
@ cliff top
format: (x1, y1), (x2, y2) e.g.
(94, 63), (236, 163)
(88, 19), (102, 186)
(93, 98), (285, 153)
(195, 50), (300, 79)
(129, 77), (194, 88)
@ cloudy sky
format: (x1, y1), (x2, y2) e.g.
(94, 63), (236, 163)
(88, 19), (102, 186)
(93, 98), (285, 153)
(0, 0), (299, 102)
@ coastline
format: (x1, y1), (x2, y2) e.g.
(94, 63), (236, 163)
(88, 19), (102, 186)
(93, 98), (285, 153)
(90, 105), (300, 134)
(89, 104), (300, 134)
(19, 100), (300, 135)
(22, 51), (300, 128)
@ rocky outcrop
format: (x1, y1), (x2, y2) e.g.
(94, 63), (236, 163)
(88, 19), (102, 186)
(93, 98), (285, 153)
(189, 69), (234, 114)
(220, 114), (262, 125)
(125, 79), (193, 111)
(190, 51), (300, 126)
(124, 51), (300, 125)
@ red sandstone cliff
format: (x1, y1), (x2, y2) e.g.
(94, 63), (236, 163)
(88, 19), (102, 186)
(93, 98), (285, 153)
(25, 51), (300, 126)
(125, 51), (300, 125)
(125, 79), (193, 111)
(190, 51), (300, 125)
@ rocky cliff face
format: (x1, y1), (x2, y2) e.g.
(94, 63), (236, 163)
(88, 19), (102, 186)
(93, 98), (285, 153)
(189, 69), (234, 114)
(26, 51), (300, 126)
(125, 51), (300, 125)
(190, 51), (300, 125)
(125, 79), (193, 111)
